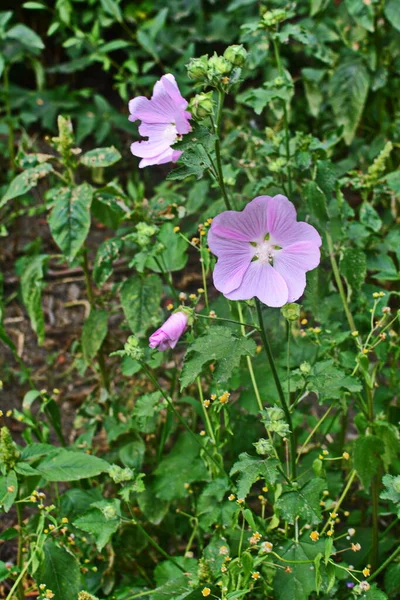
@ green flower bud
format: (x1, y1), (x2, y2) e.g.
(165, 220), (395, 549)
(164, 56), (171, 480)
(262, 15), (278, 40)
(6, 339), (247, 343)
(78, 592), (100, 600)
(281, 303), (301, 322)
(186, 55), (209, 81)
(223, 45), (248, 67)
(0, 427), (19, 471)
(261, 9), (287, 28)
(108, 464), (134, 484)
(254, 438), (273, 455)
(135, 222), (158, 247)
(189, 92), (215, 120)
(207, 53), (232, 78)
(266, 406), (285, 422)
(270, 421), (291, 437)
(299, 361), (312, 375)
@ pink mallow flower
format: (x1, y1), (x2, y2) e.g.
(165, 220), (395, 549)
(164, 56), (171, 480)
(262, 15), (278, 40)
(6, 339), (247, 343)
(208, 195), (321, 308)
(149, 311), (189, 351)
(129, 74), (191, 168)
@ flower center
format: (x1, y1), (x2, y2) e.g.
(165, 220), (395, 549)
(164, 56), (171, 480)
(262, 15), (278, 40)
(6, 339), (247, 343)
(251, 235), (281, 265)
(164, 123), (178, 140)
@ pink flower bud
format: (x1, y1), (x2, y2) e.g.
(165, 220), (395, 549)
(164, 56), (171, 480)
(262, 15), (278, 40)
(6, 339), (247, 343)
(149, 311), (189, 351)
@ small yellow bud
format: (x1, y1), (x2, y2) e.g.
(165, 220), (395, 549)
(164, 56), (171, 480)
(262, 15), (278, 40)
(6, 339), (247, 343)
(203, 400), (210, 408)
(237, 498), (244, 504)
(197, 288), (204, 293)
(322, 450), (329, 456)
(189, 294), (197, 300)
(351, 331), (359, 337)
(351, 542), (361, 552)
(173, 226), (180, 233)
(228, 494), (235, 501)
(52, 388), (60, 394)
(251, 571), (260, 580)
(362, 567), (370, 577)
(219, 545), (229, 555)
(310, 531), (319, 542)
(342, 452), (350, 460)
(202, 588), (211, 597)
(301, 318), (308, 325)
(61, 517), (69, 524)
(167, 303), (174, 310)
(327, 529), (334, 537)
(200, 430), (206, 436)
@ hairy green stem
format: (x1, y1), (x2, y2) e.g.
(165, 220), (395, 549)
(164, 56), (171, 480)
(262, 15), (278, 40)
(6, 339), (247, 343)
(272, 37), (292, 197)
(214, 89), (232, 210)
(82, 248), (110, 391)
(321, 470), (356, 534)
(368, 544), (400, 582)
(131, 518), (185, 572)
(256, 299), (296, 479)
(296, 404), (334, 464)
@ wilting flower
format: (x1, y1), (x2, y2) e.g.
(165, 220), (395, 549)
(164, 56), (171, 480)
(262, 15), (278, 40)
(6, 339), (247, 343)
(208, 195), (321, 307)
(149, 311), (189, 351)
(128, 74), (191, 168)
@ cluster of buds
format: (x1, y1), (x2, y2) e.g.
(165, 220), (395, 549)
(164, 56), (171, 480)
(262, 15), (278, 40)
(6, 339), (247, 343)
(261, 406), (290, 438)
(219, 391), (230, 404)
(260, 8), (288, 29)
(38, 583), (55, 599)
(187, 45), (248, 90)
(249, 531), (262, 545)
(0, 427), (20, 470)
(110, 335), (144, 362)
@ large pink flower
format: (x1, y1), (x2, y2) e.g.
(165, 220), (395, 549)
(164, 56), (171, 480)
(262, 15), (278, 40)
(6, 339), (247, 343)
(129, 74), (191, 168)
(149, 311), (189, 351)
(208, 195), (321, 307)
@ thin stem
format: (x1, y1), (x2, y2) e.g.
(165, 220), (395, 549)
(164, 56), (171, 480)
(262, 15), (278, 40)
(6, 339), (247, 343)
(6, 555), (34, 600)
(195, 312), (257, 330)
(366, 383), (379, 571)
(325, 232), (358, 335)
(367, 544), (400, 582)
(197, 377), (216, 444)
(82, 248), (110, 391)
(3, 67), (15, 170)
(272, 37), (292, 197)
(199, 238), (209, 311)
(321, 470), (357, 534)
(256, 299), (296, 479)
(238, 302), (263, 412)
(16, 504), (24, 600)
(214, 89), (232, 210)
(296, 405), (334, 464)
(132, 519), (185, 572)
(141, 364), (226, 478)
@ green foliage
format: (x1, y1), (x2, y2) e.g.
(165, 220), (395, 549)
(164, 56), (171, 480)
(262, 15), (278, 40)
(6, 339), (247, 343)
(276, 479), (326, 525)
(120, 274), (162, 337)
(81, 309), (108, 364)
(36, 449), (110, 481)
(37, 539), (82, 600)
(354, 435), (384, 488)
(230, 453), (279, 499)
(181, 326), (256, 389)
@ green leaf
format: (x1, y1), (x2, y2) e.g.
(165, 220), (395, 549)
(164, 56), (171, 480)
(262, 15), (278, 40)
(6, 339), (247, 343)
(303, 181), (329, 223)
(133, 392), (163, 433)
(329, 58), (370, 144)
(302, 68), (325, 117)
(230, 453), (279, 499)
(354, 435), (384, 488)
(0, 164), (53, 207)
(273, 539), (326, 600)
(0, 471), (18, 512)
(81, 309), (108, 364)
(93, 238), (122, 287)
(167, 145), (212, 181)
(100, 0), (122, 22)
(307, 360), (362, 400)
(120, 274), (162, 337)
(181, 326), (256, 389)
(364, 584), (389, 600)
(386, 170), (400, 195)
(92, 194), (127, 229)
(48, 183), (93, 261)
(315, 160), (336, 199)
(147, 223), (188, 272)
(197, 477), (235, 528)
(36, 449), (109, 481)
(345, 0), (374, 32)
(380, 474), (400, 513)
(384, 0), (400, 32)
(5, 23), (44, 49)
(73, 499), (121, 551)
(276, 478), (325, 524)
(37, 539), (81, 600)
(153, 434), (209, 501)
(360, 202), (382, 231)
(23, 2), (47, 8)
(137, 486), (169, 525)
(80, 146), (121, 168)
(20, 254), (48, 344)
(340, 247), (367, 293)
(119, 438), (146, 470)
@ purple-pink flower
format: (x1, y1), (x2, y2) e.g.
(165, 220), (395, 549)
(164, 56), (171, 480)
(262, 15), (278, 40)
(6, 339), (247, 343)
(149, 311), (189, 351)
(129, 74), (191, 168)
(208, 195), (321, 308)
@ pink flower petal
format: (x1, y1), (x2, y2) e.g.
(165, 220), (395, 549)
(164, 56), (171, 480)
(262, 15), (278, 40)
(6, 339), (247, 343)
(156, 74), (188, 110)
(273, 242), (321, 302)
(211, 238), (254, 294)
(210, 196), (271, 243)
(129, 96), (173, 124)
(267, 195), (321, 247)
(225, 261), (289, 307)
(137, 148), (182, 169)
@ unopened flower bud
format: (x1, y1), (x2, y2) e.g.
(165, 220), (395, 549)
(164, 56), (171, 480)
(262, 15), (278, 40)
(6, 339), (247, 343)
(187, 55), (208, 80)
(281, 303), (301, 321)
(300, 362), (312, 375)
(189, 92), (214, 120)
(207, 53), (232, 78)
(223, 45), (247, 67)
(254, 438), (273, 455)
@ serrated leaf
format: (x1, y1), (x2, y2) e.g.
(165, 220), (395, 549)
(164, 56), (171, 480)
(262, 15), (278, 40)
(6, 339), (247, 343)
(93, 238), (122, 287)
(36, 449), (109, 481)
(37, 539), (81, 600)
(277, 478), (325, 524)
(147, 223), (188, 272)
(0, 471), (18, 512)
(80, 146), (121, 168)
(73, 499), (121, 550)
(340, 247), (367, 293)
(360, 202), (382, 231)
(303, 181), (329, 223)
(181, 326), (256, 389)
(273, 539), (326, 600)
(345, 0), (374, 32)
(153, 434), (209, 501)
(380, 474), (400, 516)
(329, 58), (369, 145)
(230, 453), (279, 499)
(386, 170), (400, 195)
(133, 392), (162, 433)
(120, 274), (162, 337)
(167, 145), (212, 181)
(81, 309), (108, 364)
(20, 254), (48, 344)
(0, 163), (53, 207)
(384, 0), (400, 32)
(354, 435), (384, 488)
(48, 183), (93, 261)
